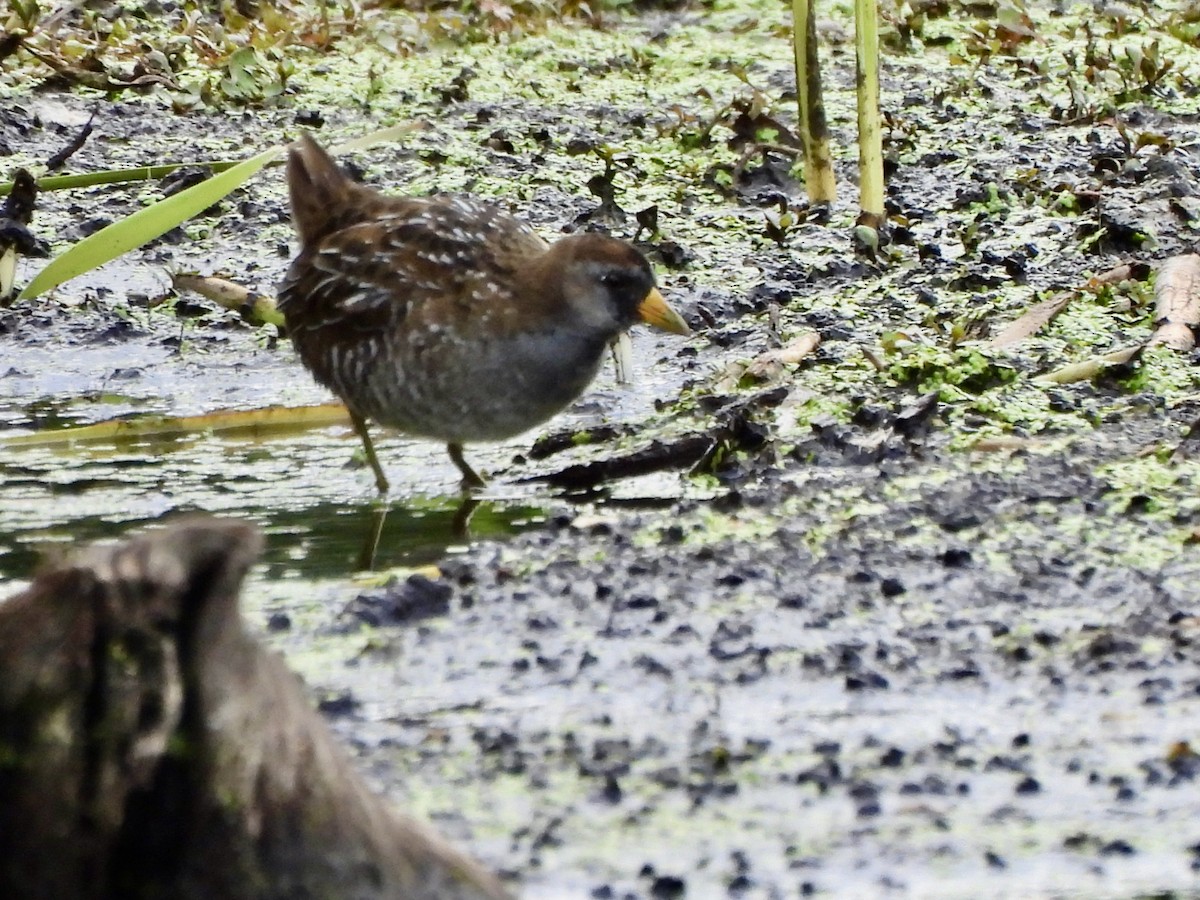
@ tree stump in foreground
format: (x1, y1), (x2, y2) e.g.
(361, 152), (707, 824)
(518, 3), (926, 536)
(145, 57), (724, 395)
(0, 517), (512, 900)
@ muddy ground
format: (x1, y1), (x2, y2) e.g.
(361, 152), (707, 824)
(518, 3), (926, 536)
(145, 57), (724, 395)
(3, 0), (1200, 896)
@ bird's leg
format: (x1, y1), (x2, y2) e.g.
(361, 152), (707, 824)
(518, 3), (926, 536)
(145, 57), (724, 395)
(349, 410), (390, 494)
(447, 442), (486, 490)
(452, 495), (481, 537)
(354, 505), (389, 571)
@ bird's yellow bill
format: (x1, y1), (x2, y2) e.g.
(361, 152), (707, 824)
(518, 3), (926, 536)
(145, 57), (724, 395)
(637, 288), (691, 335)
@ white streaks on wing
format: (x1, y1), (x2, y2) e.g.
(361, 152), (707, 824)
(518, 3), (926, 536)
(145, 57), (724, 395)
(326, 343), (343, 391)
(339, 288), (380, 311)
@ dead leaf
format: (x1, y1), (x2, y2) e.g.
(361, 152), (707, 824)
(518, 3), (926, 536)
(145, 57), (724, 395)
(1085, 261), (1150, 289)
(1149, 254), (1200, 351)
(990, 263), (1153, 350)
(971, 436), (1041, 452)
(172, 272), (284, 327)
(712, 331), (820, 392)
(989, 292), (1072, 348)
(1, 402), (350, 447)
(1035, 344), (1143, 384)
(609, 331), (633, 385)
(480, 0), (515, 22)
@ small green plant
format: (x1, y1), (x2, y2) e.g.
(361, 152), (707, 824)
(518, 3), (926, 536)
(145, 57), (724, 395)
(886, 340), (1018, 397)
(1114, 39), (1174, 98)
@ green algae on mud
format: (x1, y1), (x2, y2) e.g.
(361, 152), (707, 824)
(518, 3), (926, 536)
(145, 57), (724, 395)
(5, 0), (1200, 895)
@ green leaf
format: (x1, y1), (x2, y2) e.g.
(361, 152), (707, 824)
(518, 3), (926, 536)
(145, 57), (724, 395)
(0, 163), (245, 198)
(18, 121), (422, 300)
(19, 144), (281, 300)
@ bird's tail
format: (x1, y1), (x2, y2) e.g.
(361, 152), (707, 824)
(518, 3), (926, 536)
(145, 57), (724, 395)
(286, 134), (356, 246)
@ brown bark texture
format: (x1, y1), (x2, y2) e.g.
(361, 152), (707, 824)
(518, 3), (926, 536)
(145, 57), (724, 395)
(0, 517), (512, 900)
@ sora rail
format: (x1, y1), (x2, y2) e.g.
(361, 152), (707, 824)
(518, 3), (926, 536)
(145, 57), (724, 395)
(279, 135), (690, 492)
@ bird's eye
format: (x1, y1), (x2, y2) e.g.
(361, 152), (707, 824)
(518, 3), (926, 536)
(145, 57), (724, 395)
(599, 269), (630, 289)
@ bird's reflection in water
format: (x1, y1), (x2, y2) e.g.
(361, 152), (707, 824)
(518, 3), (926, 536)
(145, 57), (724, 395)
(0, 498), (550, 584)
(352, 495), (483, 571)
(261, 497), (548, 578)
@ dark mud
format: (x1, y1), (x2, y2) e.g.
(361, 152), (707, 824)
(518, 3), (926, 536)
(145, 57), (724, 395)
(3, 0), (1200, 896)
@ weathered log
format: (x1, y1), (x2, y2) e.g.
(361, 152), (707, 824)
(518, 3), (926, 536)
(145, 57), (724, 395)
(0, 517), (512, 900)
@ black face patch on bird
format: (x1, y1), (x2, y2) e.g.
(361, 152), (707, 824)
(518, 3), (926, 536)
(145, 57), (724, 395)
(592, 257), (656, 323)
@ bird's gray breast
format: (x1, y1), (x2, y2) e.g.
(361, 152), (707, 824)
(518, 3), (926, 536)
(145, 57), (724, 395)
(364, 327), (609, 442)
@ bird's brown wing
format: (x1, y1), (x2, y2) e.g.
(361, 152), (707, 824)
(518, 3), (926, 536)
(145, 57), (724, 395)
(278, 196), (548, 336)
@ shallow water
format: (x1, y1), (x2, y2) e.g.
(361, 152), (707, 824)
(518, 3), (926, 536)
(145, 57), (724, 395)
(0, 258), (690, 583)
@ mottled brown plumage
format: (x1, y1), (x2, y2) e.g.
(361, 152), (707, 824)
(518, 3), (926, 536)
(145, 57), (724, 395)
(279, 134), (690, 492)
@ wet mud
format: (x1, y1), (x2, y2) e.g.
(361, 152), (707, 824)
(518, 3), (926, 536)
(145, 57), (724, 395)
(3, 0), (1200, 896)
